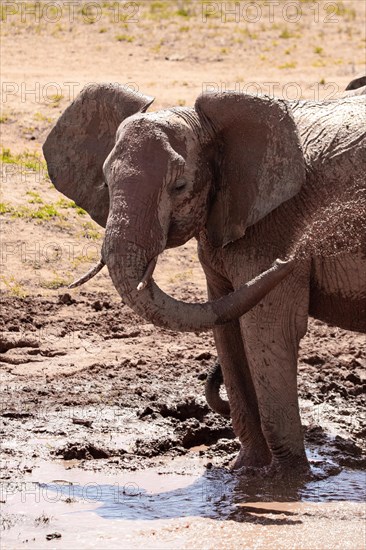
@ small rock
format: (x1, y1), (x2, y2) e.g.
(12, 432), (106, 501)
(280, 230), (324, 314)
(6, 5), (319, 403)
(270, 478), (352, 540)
(0, 334), (39, 353)
(345, 373), (362, 385)
(72, 417), (93, 428)
(195, 352), (212, 361)
(58, 293), (75, 305)
(46, 532), (62, 540)
(92, 300), (102, 311)
(138, 406), (155, 419)
(165, 54), (185, 61)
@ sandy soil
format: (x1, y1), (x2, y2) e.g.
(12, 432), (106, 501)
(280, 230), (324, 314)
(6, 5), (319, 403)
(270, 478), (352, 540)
(1, 1), (365, 548)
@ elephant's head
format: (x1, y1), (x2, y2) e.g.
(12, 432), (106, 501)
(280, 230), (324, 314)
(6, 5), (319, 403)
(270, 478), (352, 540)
(43, 84), (305, 331)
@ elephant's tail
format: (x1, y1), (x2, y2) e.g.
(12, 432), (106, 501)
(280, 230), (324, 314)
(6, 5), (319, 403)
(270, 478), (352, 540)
(205, 361), (230, 418)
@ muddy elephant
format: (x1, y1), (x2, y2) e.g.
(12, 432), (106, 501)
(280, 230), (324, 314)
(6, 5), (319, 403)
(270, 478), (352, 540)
(345, 74), (366, 91)
(43, 80), (366, 475)
(342, 75), (366, 97)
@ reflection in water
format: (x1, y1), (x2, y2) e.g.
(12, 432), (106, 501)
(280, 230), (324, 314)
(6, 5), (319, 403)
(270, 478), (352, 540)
(40, 464), (366, 522)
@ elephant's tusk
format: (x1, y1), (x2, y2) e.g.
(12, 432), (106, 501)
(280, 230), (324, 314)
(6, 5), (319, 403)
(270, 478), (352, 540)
(137, 256), (158, 291)
(68, 259), (105, 288)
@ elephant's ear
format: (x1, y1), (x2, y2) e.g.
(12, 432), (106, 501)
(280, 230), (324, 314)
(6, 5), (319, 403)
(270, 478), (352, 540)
(195, 92), (306, 247)
(43, 83), (154, 227)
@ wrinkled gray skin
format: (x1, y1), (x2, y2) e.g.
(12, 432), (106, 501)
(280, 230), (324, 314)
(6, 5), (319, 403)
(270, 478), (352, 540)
(343, 85), (366, 97)
(43, 78), (366, 475)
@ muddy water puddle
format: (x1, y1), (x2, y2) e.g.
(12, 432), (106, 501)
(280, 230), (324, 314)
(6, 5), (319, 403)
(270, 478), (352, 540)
(35, 458), (366, 518)
(1, 449), (365, 549)
(22, 444), (364, 517)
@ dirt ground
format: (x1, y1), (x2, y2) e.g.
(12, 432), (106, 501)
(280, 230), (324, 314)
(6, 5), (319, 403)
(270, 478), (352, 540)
(1, 1), (365, 548)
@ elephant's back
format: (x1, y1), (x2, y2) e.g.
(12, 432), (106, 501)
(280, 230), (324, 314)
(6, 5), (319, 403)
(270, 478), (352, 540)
(290, 97), (366, 186)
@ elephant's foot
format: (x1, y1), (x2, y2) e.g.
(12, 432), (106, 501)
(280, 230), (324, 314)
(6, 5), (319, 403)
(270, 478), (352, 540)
(262, 456), (311, 479)
(230, 444), (272, 471)
(232, 449), (310, 479)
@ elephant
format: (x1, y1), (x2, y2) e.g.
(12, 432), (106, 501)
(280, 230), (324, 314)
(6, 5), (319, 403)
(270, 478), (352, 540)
(43, 79), (366, 476)
(343, 85), (366, 97)
(345, 74), (366, 91)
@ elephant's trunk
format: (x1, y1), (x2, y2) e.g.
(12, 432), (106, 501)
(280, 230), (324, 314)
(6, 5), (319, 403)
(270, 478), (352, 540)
(103, 228), (294, 332)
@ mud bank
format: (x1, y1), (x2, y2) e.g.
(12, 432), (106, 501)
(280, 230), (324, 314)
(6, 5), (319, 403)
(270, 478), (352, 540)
(1, 292), (365, 545)
(1, 291), (365, 474)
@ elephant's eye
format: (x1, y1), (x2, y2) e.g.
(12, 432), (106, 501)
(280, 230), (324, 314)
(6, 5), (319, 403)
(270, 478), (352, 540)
(173, 179), (187, 193)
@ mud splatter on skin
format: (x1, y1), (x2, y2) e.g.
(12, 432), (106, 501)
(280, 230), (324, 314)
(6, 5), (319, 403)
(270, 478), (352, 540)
(289, 189), (366, 260)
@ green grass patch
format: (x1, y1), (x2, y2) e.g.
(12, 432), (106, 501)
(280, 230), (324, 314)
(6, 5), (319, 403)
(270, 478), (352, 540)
(71, 250), (99, 269)
(238, 27), (258, 40)
(26, 193), (85, 217)
(176, 8), (190, 18)
(26, 191), (44, 204)
(56, 198), (86, 215)
(80, 221), (101, 240)
(278, 61), (297, 69)
(326, 1), (356, 20)
(168, 269), (193, 284)
(0, 275), (27, 298)
(33, 112), (53, 123)
(41, 275), (70, 289)
(17, 204), (62, 220)
(150, 1), (169, 12)
(47, 94), (63, 108)
(151, 39), (164, 53)
(1, 200), (63, 221)
(0, 202), (13, 214)
(115, 34), (134, 42)
(21, 125), (35, 136)
(312, 59), (327, 68)
(1, 147), (46, 171)
(279, 27), (295, 39)
(146, 1), (174, 20)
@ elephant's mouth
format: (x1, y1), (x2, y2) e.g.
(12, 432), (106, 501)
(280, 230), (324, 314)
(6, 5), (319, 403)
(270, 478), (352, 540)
(67, 198), (295, 333)
(166, 220), (193, 248)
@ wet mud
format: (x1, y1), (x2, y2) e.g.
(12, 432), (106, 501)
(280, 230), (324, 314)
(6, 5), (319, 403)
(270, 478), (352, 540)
(1, 291), (365, 548)
(1, 291), (365, 474)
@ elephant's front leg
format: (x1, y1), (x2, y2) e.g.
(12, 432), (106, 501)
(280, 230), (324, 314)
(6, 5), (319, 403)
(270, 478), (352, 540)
(207, 279), (271, 468)
(240, 262), (311, 473)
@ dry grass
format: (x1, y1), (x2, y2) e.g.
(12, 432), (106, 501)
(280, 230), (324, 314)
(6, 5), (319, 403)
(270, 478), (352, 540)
(0, 0), (364, 296)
